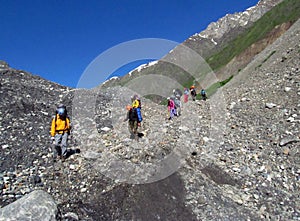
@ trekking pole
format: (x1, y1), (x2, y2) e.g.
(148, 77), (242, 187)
(50, 136), (56, 180)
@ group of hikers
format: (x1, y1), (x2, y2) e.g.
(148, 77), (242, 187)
(50, 87), (207, 160)
(123, 86), (207, 141)
(167, 86), (207, 120)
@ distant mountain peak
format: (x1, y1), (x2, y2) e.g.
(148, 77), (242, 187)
(190, 0), (283, 43)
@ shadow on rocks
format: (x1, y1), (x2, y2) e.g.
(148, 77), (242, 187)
(87, 173), (197, 221)
(137, 132), (144, 138)
(65, 148), (81, 159)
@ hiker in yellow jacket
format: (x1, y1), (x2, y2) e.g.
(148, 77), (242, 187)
(50, 104), (71, 161)
(131, 94), (140, 108)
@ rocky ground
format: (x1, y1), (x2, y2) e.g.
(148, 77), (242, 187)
(0, 19), (300, 221)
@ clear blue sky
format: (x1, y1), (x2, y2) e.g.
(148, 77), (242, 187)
(1, 0), (259, 88)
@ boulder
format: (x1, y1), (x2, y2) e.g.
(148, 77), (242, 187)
(0, 60), (9, 69)
(0, 190), (58, 221)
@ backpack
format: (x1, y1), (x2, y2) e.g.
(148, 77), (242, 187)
(174, 98), (181, 108)
(136, 107), (143, 122)
(191, 89), (196, 96)
(129, 108), (138, 121)
(201, 89), (206, 96)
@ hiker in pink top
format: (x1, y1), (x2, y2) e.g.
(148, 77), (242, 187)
(167, 97), (177, 120)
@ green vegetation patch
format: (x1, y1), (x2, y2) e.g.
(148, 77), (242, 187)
(207, 0), (300, 71)
(205, 75), (234, 97)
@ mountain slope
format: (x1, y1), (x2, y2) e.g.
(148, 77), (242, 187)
(104, 0), (299, 98)
(206, 0), (300, 78)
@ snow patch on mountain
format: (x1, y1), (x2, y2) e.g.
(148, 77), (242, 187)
(102, 76), (119, 85)
(128, 60), (158, 76)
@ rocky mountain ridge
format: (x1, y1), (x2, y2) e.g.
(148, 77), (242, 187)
(188, 0), (283, 48)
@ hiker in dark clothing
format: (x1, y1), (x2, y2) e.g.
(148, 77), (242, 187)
(124, 105), (141, 140)
(190, 86), (197, 101)
(201, 89), (207, 101)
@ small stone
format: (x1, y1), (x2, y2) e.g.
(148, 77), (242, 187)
(229, 102), (236, 109)
(64, 212), (79, 220)
(2, 145), (9, 149)
(253, 194), (260, 200)
(287, 117), (295, 122)
(101, 127), (111, 132)
(179, 126), (189, 132)
(20, 188), (31, 195)
(265, 103), (277, 109)
(279, 137), (300, 146)
(283, 148), (290, 155)
(232, 167), (241, 172)
(284, 87), (291, 92)
(203, 137), (210, 143)
(80, 188), (87, 193)
(31, 175), (42, 185)
(162, 128), (168, 133)
(3, 177), (10, 183)
(258, 166), (265, 172)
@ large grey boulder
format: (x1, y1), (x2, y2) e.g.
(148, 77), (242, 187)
(0, 190), (58, 221)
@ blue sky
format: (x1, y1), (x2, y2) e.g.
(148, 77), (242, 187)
(1, 0), (259, 88)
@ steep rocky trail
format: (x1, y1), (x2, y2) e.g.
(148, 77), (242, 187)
(0, 19), (300, 221)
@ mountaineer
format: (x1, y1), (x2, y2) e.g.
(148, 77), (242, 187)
(167, 97), (176, 120)
(183, 88), (189, 103)
(50, 104), (71, 161)
(190, 85), (197, 101)
(124, 105), (142, 140)
(172, 95), (182, 116)
(173, 88), (182, 99)
(201, 89), (207, 101)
